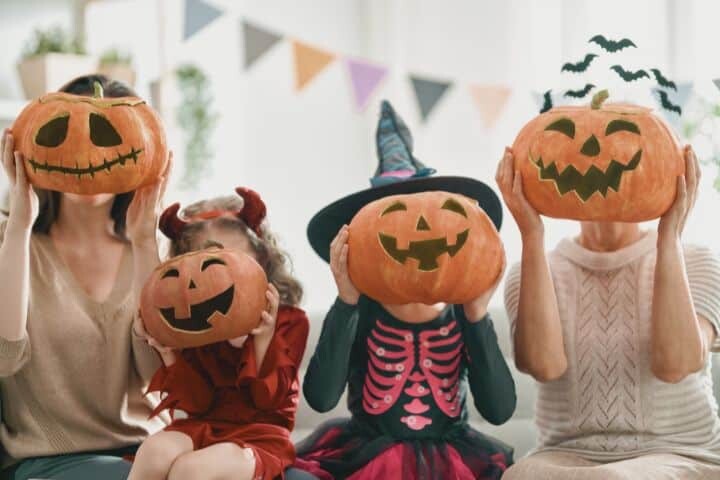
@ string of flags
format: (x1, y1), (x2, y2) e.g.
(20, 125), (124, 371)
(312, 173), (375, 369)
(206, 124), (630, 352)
(184, 0), (712, 129)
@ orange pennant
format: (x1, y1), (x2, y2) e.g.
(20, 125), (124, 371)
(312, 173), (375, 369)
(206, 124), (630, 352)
(292, 40), (336, 91)
(469, 85), (512, 128)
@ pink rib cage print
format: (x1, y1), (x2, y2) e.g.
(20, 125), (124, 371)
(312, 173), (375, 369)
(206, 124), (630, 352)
(362, 318), (463, 431)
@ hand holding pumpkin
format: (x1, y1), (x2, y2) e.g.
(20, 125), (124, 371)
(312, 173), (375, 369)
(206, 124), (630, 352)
(496, 147), (543, 240)
(133, 313), (177, 366)
(462, 254), (506, 323)
(330, 225), (361, 305)
(658, 145), (700, 242)
(250, 283), (280, 341)
(1, 129), (39, 234)
(126, 151), (173, 246)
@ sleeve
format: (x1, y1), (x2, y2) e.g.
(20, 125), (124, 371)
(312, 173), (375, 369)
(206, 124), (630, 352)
(503, 262), (522, 348)
(236, 306), (310, 410)
(684, 245), (720, 352)
(146, 351), (215, 417)
(457, 307), (517, 425)
(130, 315), (163, 385)
(302, 297), (360, 413)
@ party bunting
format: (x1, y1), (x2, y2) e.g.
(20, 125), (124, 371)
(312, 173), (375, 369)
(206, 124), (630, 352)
(410, 75), (452, 122)
(345, 58), (389, 112)
(469, 85), (512, 128)
(292, 40), (336, 91)
(713, 78), (720, 93)
(183, 0), (223, 41)
(242, 20), (283, 69)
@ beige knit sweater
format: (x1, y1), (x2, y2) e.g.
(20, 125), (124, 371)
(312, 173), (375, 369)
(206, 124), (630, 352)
(0, 221), (166, 467)
(505, 231), (720, 463)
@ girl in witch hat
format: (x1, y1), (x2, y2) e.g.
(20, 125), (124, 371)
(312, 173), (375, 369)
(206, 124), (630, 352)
(293, 101), (516, 480)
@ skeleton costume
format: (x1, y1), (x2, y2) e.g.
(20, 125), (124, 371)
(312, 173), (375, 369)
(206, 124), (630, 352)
(294, 101), (515, 479)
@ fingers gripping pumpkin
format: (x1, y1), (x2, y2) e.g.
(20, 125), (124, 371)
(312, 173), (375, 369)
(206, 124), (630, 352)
(140, 247), (268, 349)
(512, 90), (684, 221)
(12, 82), (167, 194)
(347, 191), (504, 305)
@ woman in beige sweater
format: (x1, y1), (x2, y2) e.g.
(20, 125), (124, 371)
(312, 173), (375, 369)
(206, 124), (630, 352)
(497, 146), (720, 480)
(0, 75), (171, 480)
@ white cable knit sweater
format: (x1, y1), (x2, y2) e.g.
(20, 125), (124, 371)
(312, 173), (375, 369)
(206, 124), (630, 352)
(504, 231), (720, 463)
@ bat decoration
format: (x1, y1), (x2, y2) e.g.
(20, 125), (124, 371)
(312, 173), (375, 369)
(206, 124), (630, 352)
(655, 90), (682, 115)
(540, 90), (553, 113)
(610, 65), (650, 82)
(561, 54), (598, 73)
(588, 35), (637, 52)
(564, 84), (595, 99)
(650, 68), (677, 91)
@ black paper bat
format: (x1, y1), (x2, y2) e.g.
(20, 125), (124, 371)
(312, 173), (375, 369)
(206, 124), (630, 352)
(589, 35), (637, 52)
(650, 68), (677, 91)
(656, 90), (682, 115)
(610, 65), (649, 82)
(564, 84), (595, 98)
(561, 54), (598, 73)
(540, 90), (553, 113)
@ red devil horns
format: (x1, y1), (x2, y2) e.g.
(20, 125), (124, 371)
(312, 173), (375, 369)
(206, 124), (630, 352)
(235, 187), (266, 237)
(159, 202), (189, 240)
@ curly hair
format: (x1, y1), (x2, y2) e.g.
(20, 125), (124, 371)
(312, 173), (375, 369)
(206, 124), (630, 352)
(169, 195), (303, 307)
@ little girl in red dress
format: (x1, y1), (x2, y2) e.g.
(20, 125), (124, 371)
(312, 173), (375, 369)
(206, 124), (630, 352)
(129, 187), (309, 480)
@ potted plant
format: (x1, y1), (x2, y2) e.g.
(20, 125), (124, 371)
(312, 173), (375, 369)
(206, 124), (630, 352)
(17, 25), (96, 99)
(98, 48), (136, 87)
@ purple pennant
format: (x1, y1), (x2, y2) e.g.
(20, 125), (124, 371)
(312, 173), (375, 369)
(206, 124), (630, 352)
(345, 57), (389, 112)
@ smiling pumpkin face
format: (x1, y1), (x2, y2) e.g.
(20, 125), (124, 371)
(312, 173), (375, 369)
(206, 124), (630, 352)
(512, 93), (684, 221)
(347, 191), (504, 305)
(140, 247), (268, 349)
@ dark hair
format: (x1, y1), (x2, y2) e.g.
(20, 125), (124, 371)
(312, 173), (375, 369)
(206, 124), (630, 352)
(31, 74), (137, 238)
(170, 196), (304, 307)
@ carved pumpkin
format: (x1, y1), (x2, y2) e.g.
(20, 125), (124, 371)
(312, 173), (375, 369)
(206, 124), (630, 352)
(140, 247), (268, 349)
(347, 191), (504, 305)
(512, 90), (684, 221)
(12, 82), (167, 194)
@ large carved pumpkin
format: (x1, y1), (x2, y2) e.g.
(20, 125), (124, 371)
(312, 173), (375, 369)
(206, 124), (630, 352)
(347, 191), (504, 305)
(512, 90), (683, 221)
(12, 82), (167, 194)
(140, 247), (268, 349)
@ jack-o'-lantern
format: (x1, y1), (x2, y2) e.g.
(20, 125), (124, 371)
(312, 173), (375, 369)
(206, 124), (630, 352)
(12, 82), (167, 194)
(140, 247), (268, 349)
(347, 191), (504, 305)
(512, 90), (684, 221)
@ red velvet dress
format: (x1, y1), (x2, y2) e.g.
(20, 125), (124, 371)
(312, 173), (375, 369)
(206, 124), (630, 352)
(147, 306), (309, 480)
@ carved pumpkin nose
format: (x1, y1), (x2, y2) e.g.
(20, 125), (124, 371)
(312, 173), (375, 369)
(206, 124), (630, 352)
(188, 279), (197, 289)
(416, 215), (431, 231)
(580, 134), (600, 157)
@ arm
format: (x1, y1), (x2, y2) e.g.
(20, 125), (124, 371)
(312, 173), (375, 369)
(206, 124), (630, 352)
(496, 148), (566, 382)
(146, 350), (215, 417)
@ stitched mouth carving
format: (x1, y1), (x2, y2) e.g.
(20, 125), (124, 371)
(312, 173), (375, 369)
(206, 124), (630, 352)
(27, 147), (143, 179)
(159, 285), (235, 333)
(378, 230), (469, 271)
(532, 150), (642, 201)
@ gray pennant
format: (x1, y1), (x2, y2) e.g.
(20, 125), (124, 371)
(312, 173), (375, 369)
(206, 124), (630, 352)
(242, 20), (283, 69)
(184, 0), (223, 41)
(409, 75), (452, 122)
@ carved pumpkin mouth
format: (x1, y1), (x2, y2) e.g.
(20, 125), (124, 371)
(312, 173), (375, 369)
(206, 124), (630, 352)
(159, 285), (235, 333)
(27, 147), (143, 179)
(531, 149), (642, 202)
(378, 229), (469, 272)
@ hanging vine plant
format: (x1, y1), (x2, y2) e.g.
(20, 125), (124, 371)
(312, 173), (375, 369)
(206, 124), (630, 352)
(175, 64), (218, 189)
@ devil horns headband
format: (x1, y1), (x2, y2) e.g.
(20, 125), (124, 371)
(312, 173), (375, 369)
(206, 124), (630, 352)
(159, 187), (267, 240)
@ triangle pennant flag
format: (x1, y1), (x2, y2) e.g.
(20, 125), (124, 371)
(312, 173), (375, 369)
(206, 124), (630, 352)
(292, 40), (336, 91)
(344, 57), (389, 112)
(183, 0), (223, 41)
(410, 75), (452, 122)
(713, 78), (720, 92)
(469, 85), (512, 128)
(242, 20), (283, 69)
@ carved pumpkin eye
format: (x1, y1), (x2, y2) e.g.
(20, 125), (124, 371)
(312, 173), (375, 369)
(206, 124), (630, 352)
(544, 118), (575, 139)
(161, 268), (180, 279)
(89, 113), (123, 147)
(381, 201), (407, 216)
(605, 119), (640, 136)
(35, 114), (70, 147)
(440, 198), (467, 218)
(201, 258), (226, 270)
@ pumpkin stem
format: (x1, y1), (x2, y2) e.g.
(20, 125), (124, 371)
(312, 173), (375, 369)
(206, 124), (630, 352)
(93, 81), (104, 99)
(591, 89), (609, 110)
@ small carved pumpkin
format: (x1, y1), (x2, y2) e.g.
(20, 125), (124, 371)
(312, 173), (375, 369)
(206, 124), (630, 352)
(512, 91), (684, 221)
(140, 247), (268, 349)
(12, 82), (167, 194)
(347, 191), (504, 305)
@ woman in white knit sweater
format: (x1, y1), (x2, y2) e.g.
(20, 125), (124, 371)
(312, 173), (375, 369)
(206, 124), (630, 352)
(498, 145), (720, 480)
